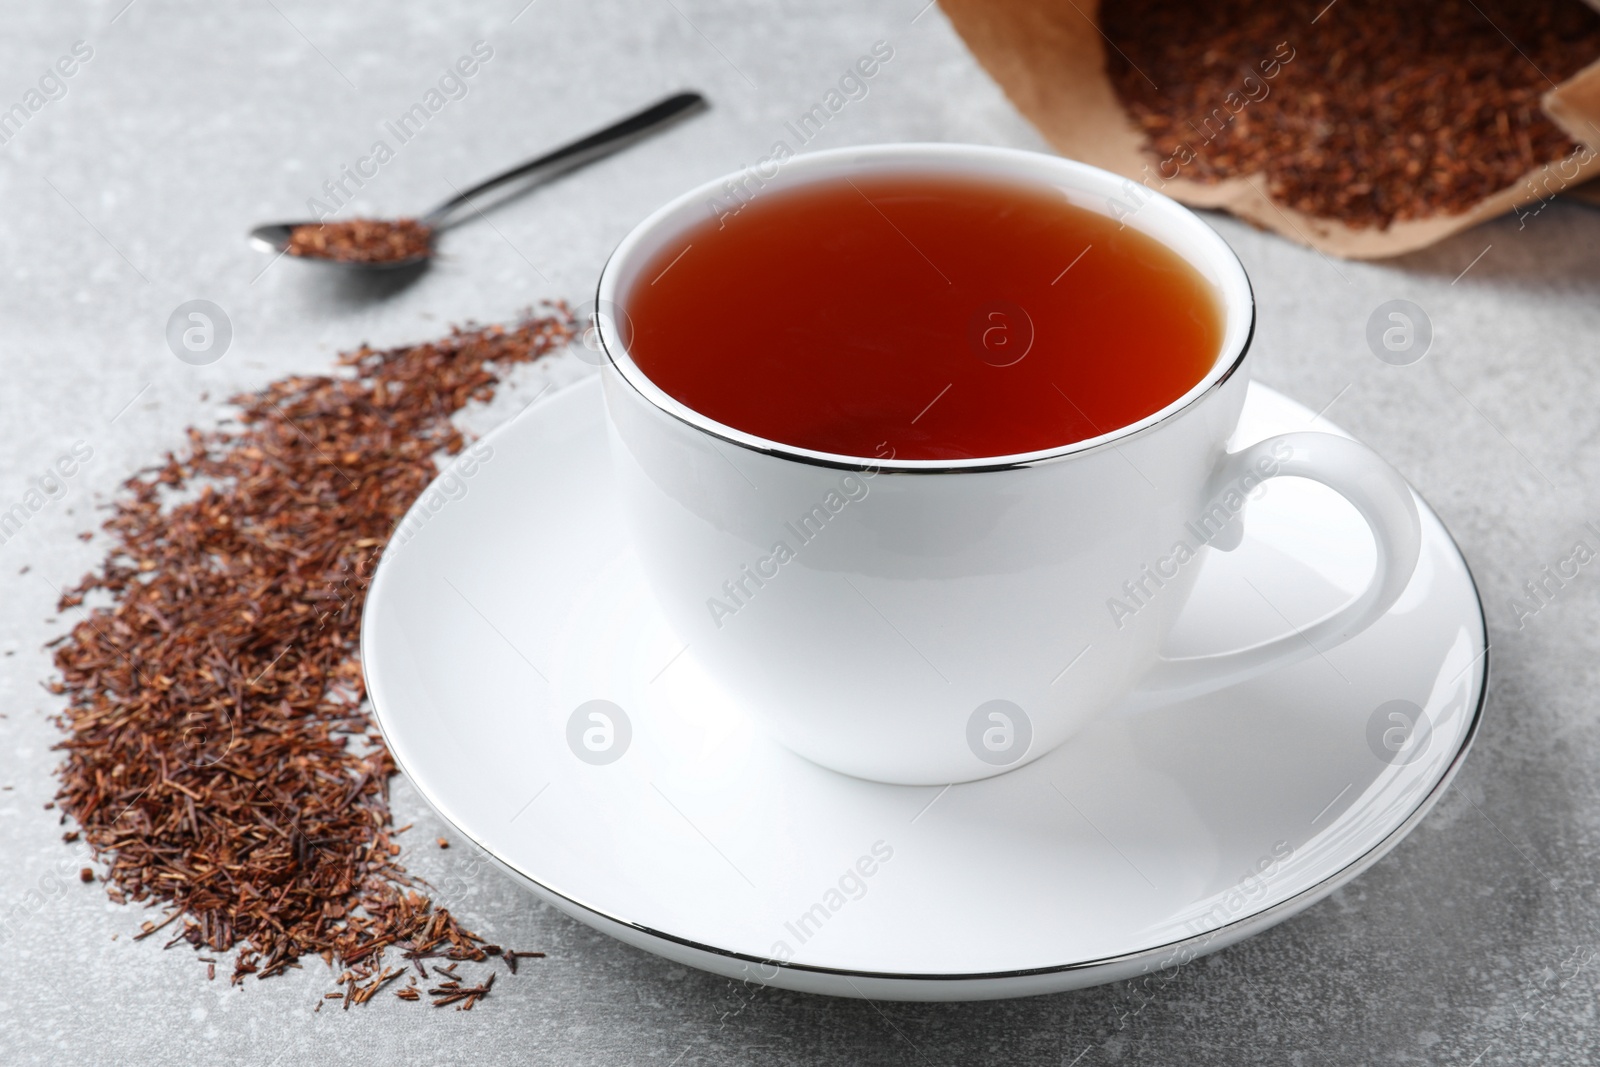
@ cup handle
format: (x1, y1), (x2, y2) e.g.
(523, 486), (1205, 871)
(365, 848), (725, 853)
(1131, 431), (1422, 704)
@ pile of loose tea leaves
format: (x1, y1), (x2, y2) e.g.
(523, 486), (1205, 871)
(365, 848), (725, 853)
(49, 309), (574, 1007)
(286, 218), (434, 264)
(1102, 0), (1600, 228)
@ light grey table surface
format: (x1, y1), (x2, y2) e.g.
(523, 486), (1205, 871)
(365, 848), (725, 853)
(2, 2), (1598, 1064)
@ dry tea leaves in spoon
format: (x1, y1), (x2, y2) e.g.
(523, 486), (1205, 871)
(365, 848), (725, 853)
(286, 217), (434, 264)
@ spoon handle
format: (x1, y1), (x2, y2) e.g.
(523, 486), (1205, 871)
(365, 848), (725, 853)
(423, 91), (709, 228)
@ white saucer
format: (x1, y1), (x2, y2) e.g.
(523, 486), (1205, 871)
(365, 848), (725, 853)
(361, 377), (1486, 1001)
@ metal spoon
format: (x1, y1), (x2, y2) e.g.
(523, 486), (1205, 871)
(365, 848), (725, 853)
(249, 91), (709, 270)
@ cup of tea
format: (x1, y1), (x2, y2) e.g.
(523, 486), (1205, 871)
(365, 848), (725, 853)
(594, 144), (1420, 785)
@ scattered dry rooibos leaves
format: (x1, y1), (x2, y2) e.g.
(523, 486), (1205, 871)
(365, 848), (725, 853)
(1102, 0), (1600, 229)
(49, 309), (573, 1007)
(286, 218), (434, 264)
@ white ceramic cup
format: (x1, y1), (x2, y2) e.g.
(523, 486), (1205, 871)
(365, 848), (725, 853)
(595, 144), (1420, 786)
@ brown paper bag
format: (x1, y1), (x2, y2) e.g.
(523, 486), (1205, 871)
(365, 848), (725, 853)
(942, 0), (1600, 258)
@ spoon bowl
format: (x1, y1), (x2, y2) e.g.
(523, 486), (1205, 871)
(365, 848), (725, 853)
(249, 222), (435, 270)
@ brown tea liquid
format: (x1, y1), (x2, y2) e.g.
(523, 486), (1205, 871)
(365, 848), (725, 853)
(622, 171), (1225, 461)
